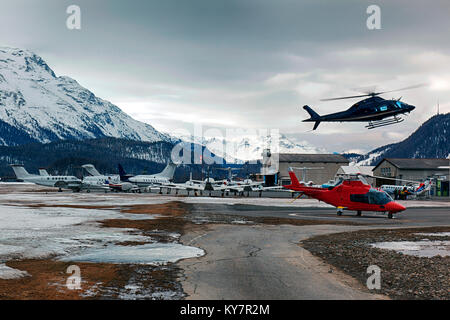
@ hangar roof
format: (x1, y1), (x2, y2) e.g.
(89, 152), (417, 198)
(277, 153), (349, 163)
(374, 158), (450, 171)
(338, 165), (375, 175)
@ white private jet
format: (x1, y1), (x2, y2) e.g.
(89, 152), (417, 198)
(128, 162), (177, 187)
(11, 164), (82, 192)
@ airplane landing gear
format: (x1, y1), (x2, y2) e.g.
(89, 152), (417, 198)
(357, 210), (362, 216)
(337, 208), (343, 216)
(58, 188), (62, 192)
(388, 212), (393, 219)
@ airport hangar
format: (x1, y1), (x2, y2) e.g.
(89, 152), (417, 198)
(259, 152), (349, 186)
(373, 158), (450, 197)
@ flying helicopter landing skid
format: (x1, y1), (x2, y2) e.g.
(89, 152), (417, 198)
(365, 115), (404, 129)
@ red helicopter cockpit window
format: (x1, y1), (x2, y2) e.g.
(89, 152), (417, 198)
(351, 189), (392, 205)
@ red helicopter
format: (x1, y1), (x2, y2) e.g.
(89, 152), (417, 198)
(283, 169), (406, 219)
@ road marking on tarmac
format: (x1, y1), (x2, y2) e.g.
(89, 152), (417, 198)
(188, 233), (209, 245)
(288, 213), (385, 220)
(288, 213), (340, 220)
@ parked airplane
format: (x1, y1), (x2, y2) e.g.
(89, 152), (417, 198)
(162, 171), (223, 194)
(11, 164), (82, 192)
(128, 162), (177, 187)
(283, 168), (405, 219)
(380, 179), (432, 197)
(81, 164), (120, 192)
(109, 164), (139, 193)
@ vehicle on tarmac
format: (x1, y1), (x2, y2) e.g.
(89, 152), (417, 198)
(10, 164), (82, 192)
(128, 162), (177, 187)
(380, 179), (432, 197)
(283, 168), (406, 219)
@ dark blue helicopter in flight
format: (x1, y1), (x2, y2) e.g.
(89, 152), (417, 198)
(303, 84), (423, 130)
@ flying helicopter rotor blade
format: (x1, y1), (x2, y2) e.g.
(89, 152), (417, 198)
(320, 93), (374, 101)
(372, 83), (427, 96)
(321, 83), (426, 102)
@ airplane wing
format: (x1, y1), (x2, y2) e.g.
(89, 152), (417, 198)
(215, 185), (241, 192)
(162, 183), (205, 191)
(255, 185), (285, 191)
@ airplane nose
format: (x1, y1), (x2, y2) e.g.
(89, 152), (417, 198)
(409, 105), (415, 111)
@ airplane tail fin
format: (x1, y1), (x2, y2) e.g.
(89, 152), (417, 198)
(10, 165), (32, 180)
(118, 164), (126, 177)
(303, 105), (321, 130)
(415, 179), (432, 194)
(159, 161), (177, 180)
(82, 164), (101, 177)
(39, 168), (49, 176)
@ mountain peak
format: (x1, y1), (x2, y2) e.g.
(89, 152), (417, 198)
(0, 47), (170, 146)
(0, 47), (56, 80)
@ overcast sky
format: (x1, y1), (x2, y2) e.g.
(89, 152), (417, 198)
(1, 0), (449, 153)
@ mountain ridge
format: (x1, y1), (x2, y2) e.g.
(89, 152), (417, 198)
(0, 46), (171, 146)
(344, 113), (450, 165)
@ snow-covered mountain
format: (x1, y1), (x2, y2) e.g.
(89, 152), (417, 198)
(344, 113), (450, 166)
(177, 133), (326, 163)
(0, 47), (171, 146)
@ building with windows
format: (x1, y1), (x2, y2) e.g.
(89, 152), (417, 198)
(260, 150), (349, 186)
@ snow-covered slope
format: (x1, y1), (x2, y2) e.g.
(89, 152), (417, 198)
(344, 113), (450, 166)
(0, 47), (170, 146)
(178, 133), (326, 163)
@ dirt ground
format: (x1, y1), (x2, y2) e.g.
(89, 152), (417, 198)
(301, 226), (450, 300)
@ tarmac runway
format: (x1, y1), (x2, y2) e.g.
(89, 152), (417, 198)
(188, 202), (450, 227)
(179, 224), (388, 300)
(178, 204), (449, 299)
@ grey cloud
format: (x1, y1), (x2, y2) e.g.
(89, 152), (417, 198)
(1, 0), (449, 153)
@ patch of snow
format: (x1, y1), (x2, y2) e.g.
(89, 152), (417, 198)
(415, 232), (450, 237)
(0, 264), (30, 279)
(60, 243), (204, 264)
(371, 240), (450, 257)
